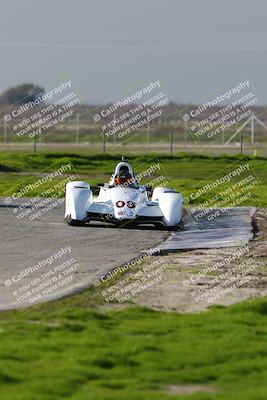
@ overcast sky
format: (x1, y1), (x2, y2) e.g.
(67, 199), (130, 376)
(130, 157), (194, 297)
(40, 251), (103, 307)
(0, 0), (267, 104)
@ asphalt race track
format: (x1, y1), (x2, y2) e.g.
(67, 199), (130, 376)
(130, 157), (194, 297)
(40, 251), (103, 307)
(0, 197), (168, 310)
(0, 197), (256, 311)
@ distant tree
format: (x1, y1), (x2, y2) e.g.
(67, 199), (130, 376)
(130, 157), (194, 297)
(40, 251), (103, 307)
(0, 83), (45, 105)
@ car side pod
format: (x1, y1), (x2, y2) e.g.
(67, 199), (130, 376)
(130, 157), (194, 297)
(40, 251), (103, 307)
(158, 191), (183, 227)
(65, 181), (92, 223)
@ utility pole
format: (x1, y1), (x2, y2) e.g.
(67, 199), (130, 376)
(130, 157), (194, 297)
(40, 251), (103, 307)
(76, 113), (80, 144)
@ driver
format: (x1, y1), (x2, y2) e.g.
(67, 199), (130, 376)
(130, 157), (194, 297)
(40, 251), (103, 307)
(115, 172), (133, 187)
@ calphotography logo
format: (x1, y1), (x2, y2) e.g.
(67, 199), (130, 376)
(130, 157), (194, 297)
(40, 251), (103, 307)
(3, 245), (81, 307)
(3, 78), (84, 142)
(90, 77), (174, 144)
(186, 160), (262, 224)
(4, 158), (79, 231)
(180, 78), (265, 145)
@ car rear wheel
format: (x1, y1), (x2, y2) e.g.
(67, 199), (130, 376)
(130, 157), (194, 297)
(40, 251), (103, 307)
(65, 215), (86, 226)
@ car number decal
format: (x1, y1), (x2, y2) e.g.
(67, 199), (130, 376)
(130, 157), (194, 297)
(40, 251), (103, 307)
(127, 201), (136, 208)
(116, 200), (125, 208)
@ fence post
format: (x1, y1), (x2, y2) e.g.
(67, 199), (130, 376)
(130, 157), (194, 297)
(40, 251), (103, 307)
(4, 117), (7, 143)
(170, 130), (173, 156)
(147, 120), (150, 144)
(113, 114), (117, 144)
(251, 113), (255, 145)
(33, 134), (37, 154)
(76, 113), (80, 144)
(103, 134), (106, 154)
(184, 121), (188, 144)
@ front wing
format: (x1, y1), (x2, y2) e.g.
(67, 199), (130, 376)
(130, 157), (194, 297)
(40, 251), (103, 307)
(86, 201), (174, 228)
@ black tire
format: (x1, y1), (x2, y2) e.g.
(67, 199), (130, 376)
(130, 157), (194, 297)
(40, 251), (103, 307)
(179, 220), (185, 230)
(65, 215), (85, 226)
(166, 220), (184, 231)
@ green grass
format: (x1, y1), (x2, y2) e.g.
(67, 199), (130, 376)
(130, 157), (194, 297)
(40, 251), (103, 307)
(0, 152), (266, 207)
(0, 295), (267, 400)
(0, 151), (259, 172)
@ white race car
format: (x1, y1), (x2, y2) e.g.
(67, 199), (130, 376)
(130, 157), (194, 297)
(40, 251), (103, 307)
(65, 157), (183, 230)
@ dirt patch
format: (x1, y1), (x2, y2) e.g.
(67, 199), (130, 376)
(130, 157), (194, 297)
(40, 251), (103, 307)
(164, 384), (219, 394)
(128, 208), (267, 312)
